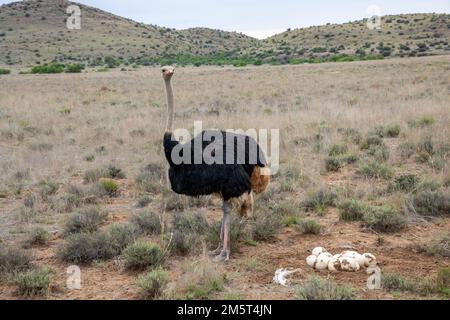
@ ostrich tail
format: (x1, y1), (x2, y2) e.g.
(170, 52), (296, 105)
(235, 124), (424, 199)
(250, 166), (270, 194)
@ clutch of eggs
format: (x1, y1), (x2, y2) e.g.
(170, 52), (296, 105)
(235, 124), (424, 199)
(307, 247), (377, 272)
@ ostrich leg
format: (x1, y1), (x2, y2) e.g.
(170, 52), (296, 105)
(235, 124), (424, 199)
(209, 211), (225, 256)
(213, 200), (231, 262)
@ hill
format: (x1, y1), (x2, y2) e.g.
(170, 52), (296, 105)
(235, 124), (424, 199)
(0, 0), (257, 66)
(0, 0), (448, 67)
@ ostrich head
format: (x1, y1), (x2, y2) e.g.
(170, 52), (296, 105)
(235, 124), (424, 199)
(162, 65), (175, 81)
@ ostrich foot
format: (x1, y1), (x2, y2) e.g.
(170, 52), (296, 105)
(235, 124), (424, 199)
(212, 250), (230, 263)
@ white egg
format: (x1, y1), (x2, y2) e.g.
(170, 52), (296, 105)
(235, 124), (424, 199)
(338, 257), (360, 272)
(362, 253), (377, 267)
(306, 255), (317, 267)
(315, 252), (332, 270)
(328, 258), (340, 272)
(312, 247), (327, 257)
(333, 254), (342, 259)
(341, 251), (359, 258)
(355, 254), (366, 267)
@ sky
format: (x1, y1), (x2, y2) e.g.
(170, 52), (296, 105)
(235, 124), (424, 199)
(1, 0), (449, 38)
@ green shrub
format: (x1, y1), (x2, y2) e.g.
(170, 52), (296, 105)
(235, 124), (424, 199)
(248, 212), (282, 241)
(65, 64), (84, 73)
(135, 164), (164, 193)
(106, 223), (137, 254)
(328, 144), (348, 156)
(420, 232), (450, 258)
(84, 165), (126, 183)
(408, 116), (435, 128)
(361, 135), (383, 150)
(0, 247), (33, 274)
(357, 160), (393, 179)
(131, 210), (162, 235)
(136, 267), (169, 299)
(363, 205), (406, 232)
(63, 207), (108, 235)
(437, 267), (450, 292)
(136, 195), (152, 208)
(297, 276), (357, 300)
(407, 191), (450, 217)
(300, 188), (338, 212)
(339, 200), (370, 221)
(185, 273), (226, 300)
(98, 178), (119, 197)
(388, 174), (418, 193)
(295, 219), (322, 235)
(366, 144), (390, 161)
(326, 154), (358, 171)
(14, 268), (53, 297)
(122, 242), (164, 271)
(25, 227), (50, 247)
(382, 273), (436, 296)
(398, 142), (416, 159)
(31, 63), (65, 74)
(385, 124), (401, 138)
(0, 68), (11, 75)
(58, 232), (112, 263)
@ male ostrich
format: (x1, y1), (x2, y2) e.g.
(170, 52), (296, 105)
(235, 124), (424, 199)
(161, 66), (270, 262)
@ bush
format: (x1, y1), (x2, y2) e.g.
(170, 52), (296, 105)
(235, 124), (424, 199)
(366, 144), (390, 161)
(388, 174), (418, 193)
(339, 200), (370, 221)
(14, 268), (53, 297)
(398, 142), (416, 159)
(63, 207), (108, 235)
(328, 144), (348, 156)
(420, 232), (450, 258)
(131, 210), (162, 235)
(407, 191), (450, 217)
(0, 247), (33, 274)
(25, 227), (50, 247)
(0, 68), (11, 75)
(98, 178), (119, 197)
(363, 205), (407, 232)
(382, 273), (436, 296)
(122, 242), (164, 271)
(65, 64), (84, 73)
(297, 276), (357, 300)
(84, 165), (125, 183)
(325, 154), (358, 171)
(357, 160), (393, 179)
(58, 232), (111, 263)
(136, 267), (169, 299)
(136, 195), (152, 208)
(361, 135), (383, 150)
(437, 267), (450, 292)
(135, 164), (164, 193)
(300, 188), (338, 213)
(249, 212), (282, 241)
(31, 63), (65, 74)
(295, 219), (322, 235)
(385, 124), (401, 138)
(107, 223), (137, 254)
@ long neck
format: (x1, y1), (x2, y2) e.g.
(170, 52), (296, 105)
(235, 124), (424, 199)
(164, 78), (174, 133)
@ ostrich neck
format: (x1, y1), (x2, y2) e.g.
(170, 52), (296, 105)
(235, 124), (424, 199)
(165, 78), (174, 133)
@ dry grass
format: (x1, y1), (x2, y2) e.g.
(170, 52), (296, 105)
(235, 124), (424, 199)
(0, 55), (449, 300)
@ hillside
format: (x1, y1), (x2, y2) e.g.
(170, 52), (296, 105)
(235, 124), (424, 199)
(0, 0), (257, 66)
(0, 0), (449, 67)
(263, 13), (450, 61)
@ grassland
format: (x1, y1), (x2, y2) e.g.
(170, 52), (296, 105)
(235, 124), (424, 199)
(0, 55), (449, 300)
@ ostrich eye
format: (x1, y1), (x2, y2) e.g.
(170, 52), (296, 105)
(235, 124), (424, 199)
(162, 69), (166, 73)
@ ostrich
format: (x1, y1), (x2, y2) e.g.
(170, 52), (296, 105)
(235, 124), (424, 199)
(161, 66), (270, 262)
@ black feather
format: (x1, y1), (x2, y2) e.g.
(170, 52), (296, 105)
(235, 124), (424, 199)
(164, 130), (267, 200)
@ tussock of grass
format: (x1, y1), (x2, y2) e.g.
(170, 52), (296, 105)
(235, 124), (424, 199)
(382, 273), (437, 296)
(294, 219), (322, 235)
(248, 212), (282, 241)
(122, 242), (164, 271)
(136, 267), (169, 299)
(325, 154), (358, 172)
(135, 164), (165, 194)
(419, 232), (450, 258)
(0, 247), (33, 274)
(83, 165), (126, 183)
(360, 135), (384, 150)
(357, 160), (393, 179)
(388, 174), (418, 193)
(297, 276), (357, 300)
(407, 190), (450, 218)
(300, 188), (338, 213)
(363, 205), (407, 233)
(14, 268), (53, 297)
(25, 227), (50, 247)
(98, 178), (119, 197)
(339, 199), (370, 221)
(131, 210), (163, 235)
(63, 207), (108, 236)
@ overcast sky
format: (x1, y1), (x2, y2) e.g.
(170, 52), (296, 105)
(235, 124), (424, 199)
(1, 0), (449, 38)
